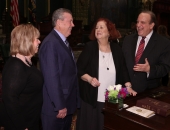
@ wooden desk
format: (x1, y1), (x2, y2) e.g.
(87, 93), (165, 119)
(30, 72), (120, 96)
(103, 87), (170, 130)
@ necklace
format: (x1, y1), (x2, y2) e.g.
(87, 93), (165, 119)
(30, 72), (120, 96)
(101, 51), (111, 70)
(25, 56), (32, 66)
(99, 43), (111, 70)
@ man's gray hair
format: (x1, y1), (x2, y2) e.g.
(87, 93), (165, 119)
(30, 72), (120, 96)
(52, 8), (72, 27)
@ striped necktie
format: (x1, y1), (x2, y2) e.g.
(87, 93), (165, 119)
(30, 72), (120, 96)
(135, 37), (146, 64)
(65, 40), (75, 59)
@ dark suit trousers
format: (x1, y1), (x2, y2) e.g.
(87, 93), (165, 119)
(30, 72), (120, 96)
(41, 114), (72, 130)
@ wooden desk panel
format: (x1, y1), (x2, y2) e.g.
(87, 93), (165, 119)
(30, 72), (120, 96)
(103, 87), (170, 130)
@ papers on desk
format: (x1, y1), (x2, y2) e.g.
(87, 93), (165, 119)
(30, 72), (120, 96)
(126, 106), (155, 118)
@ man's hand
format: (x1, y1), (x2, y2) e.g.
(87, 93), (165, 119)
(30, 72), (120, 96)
(133, 58), (150, 73)
(56, 108), (67, 119)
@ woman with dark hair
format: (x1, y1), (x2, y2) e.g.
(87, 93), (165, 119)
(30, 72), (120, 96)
(76, 18), (137, 130)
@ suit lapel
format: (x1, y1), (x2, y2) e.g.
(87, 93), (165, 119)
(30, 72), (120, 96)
(110, 42), (118, 70)
(94, 41), (99, 77)
(131, 35), (138, 64)
(52, 30), (76, 63)
(110, 42), (123, 74)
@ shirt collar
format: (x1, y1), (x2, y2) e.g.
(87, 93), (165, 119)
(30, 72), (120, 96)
(54, 29), (67, 42)
(138, 30), (153, 40)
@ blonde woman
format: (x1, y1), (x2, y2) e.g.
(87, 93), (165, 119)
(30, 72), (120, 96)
(1, 24), (43, 130)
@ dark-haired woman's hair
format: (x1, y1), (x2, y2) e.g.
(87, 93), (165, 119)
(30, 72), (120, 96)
(89, 18), (120, 41)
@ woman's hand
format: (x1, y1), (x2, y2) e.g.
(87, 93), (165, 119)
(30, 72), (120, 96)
(81, 74), (100, 87)
(88, 77), (100, 87)
(125, 82), (137, 96)
(126, 87), (137, 96)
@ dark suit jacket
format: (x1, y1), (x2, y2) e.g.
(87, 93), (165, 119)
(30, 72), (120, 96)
(122, 32), (170, 92)
(77, 40), (130, 107)
(39, 29), (80, 116)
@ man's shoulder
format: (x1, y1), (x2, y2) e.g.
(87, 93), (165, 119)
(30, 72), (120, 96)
(41, 30), (60, 45)
(43, 30), (58, 40)
(124, 33), (137, 40)
(122, 34), (137, 47)
(152, 32), (170, 44)
(39, 31), (61, 54)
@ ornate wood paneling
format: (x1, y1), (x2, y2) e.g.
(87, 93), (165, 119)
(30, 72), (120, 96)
(72, 0), (89, 25)
(152, 1), (170, 34)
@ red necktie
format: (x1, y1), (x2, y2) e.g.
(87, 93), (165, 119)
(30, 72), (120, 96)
(135, 37), (145, 64)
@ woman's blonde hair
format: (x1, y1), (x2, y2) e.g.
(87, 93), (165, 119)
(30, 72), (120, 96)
(10, 24), (40, 56)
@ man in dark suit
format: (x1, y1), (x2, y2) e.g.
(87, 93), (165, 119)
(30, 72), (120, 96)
(39, 8), (80, 130)
(122, 10), (170, 93)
